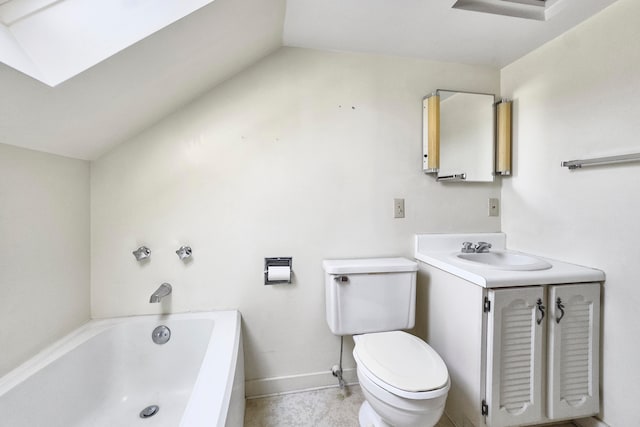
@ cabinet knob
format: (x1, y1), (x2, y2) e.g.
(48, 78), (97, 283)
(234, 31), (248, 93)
(555, 297), (565, 324)
(536, 298), (546, 325)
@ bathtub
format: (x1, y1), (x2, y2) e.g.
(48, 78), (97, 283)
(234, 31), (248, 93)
(0, 310), (244, 427)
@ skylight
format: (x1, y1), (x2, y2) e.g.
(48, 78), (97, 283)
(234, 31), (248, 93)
(0, 0), (216, 86)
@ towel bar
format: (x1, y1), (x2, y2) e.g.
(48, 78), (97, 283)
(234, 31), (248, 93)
(562, 153), (640, 169)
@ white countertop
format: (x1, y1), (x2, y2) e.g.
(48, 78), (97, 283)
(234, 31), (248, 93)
(415, 233), (605, 288)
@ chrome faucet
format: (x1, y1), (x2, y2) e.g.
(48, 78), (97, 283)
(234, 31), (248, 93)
(475, 242), (492, 253)
(149, 283), (172, 303)
(461, 242), (475, 253)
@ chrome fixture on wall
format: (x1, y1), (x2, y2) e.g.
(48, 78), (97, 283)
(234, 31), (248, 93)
(175, 245), (192, 260)
(133, 246), (151, 261)
(149, 283), (172, 303)
(562, 152), (640, 170)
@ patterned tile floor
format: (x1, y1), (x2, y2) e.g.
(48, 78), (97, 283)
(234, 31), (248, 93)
(245, 385), (580, 426)
(245, 385), (459, 427)
(245, 385), (364, 427)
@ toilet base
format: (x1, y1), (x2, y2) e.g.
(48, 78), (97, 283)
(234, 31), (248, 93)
(357, 363), (448, 427)
(359, 401), (392, 427)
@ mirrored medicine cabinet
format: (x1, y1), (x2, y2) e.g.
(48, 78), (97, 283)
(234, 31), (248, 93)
(422, 89), (512, 182)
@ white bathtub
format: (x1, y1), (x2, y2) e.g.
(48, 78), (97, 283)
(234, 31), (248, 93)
(0, 310), (245, 427)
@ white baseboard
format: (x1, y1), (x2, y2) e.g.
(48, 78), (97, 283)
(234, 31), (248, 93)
(573, 417), (609, 427)
(245, 368), (358, 398)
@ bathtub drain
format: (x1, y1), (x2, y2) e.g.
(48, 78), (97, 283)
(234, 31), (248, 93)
(139, 405), (160, 419)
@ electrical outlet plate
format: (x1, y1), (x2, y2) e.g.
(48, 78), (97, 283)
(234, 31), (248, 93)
(394, 198), (405, 218)
(488, 198), (499, 216)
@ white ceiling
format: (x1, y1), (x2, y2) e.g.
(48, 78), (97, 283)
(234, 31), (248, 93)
(0, 0), (618, 160)
(283, 0), (617, 68)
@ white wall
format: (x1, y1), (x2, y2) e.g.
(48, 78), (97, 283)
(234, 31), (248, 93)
(0, 143), (90, 377)
(91, 47), (501, 394)
(500, 1), (640, 425)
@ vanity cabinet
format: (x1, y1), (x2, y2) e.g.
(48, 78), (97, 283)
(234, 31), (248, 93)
(417, 263), (601, 427)
(485, 283), (600, 427)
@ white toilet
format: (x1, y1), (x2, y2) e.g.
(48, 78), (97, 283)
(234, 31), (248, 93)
(323, 257), (450, 427)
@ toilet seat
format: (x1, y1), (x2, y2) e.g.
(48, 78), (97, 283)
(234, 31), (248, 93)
(354, 331), (449, 400)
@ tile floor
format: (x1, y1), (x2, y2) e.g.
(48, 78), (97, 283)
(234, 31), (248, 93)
(244, 385), (577, 427)
(245, 385), (365, 427)
(244, 385), (464, 427)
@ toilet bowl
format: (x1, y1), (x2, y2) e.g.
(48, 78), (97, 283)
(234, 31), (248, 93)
(353, 331), (450, 427)
(323, 258), (450, 427)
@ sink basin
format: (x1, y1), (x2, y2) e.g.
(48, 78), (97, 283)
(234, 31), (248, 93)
(452, 251), (552, 271)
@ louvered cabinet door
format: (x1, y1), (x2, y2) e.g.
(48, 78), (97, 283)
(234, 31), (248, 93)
(547, 283), (600, 419)
(485, 287), (544, 427)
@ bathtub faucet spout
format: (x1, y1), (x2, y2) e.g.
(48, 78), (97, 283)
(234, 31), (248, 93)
(149, 283), (172, 303)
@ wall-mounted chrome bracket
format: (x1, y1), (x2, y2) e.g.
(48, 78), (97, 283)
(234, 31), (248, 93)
(562, 152), (640, 170)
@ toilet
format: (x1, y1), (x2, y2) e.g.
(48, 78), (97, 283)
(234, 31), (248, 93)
(323, 257), (450, 427)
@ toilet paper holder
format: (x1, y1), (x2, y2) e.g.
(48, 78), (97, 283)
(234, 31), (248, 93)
(264, 257), (293, 285)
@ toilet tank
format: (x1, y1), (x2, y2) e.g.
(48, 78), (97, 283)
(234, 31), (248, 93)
(323, 257), (418, 336)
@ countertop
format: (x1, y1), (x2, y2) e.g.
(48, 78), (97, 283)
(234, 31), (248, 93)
(415, 233), (605, 288)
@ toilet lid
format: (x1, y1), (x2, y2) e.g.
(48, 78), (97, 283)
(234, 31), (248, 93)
(354, 331), (448, 392)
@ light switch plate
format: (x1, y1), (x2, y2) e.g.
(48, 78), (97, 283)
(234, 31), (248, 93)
(488, 198), (499, 216)
(394, 198), (405, 218)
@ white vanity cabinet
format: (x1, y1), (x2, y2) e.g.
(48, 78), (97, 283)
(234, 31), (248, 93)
(546, 284), (600, 420)
(484, 283), (600, 427)
(416, 262), (602, 427)
(485, 286), (544, 427)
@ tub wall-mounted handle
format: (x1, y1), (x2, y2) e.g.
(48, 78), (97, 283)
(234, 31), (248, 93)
(176, 246), (192, 260)
(133, 246), (151, 261)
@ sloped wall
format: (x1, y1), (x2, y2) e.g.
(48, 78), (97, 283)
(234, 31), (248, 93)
(91, 47), (501, 394)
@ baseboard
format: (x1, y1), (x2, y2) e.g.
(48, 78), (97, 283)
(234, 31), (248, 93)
(573, 417), (609, 427)
(245, 368), (358, 398)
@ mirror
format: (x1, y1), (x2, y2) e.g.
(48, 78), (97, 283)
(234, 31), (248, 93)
(423, 90), (496, 182)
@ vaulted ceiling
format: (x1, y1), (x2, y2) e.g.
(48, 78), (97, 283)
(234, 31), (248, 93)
(0, 0), (617, 160)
